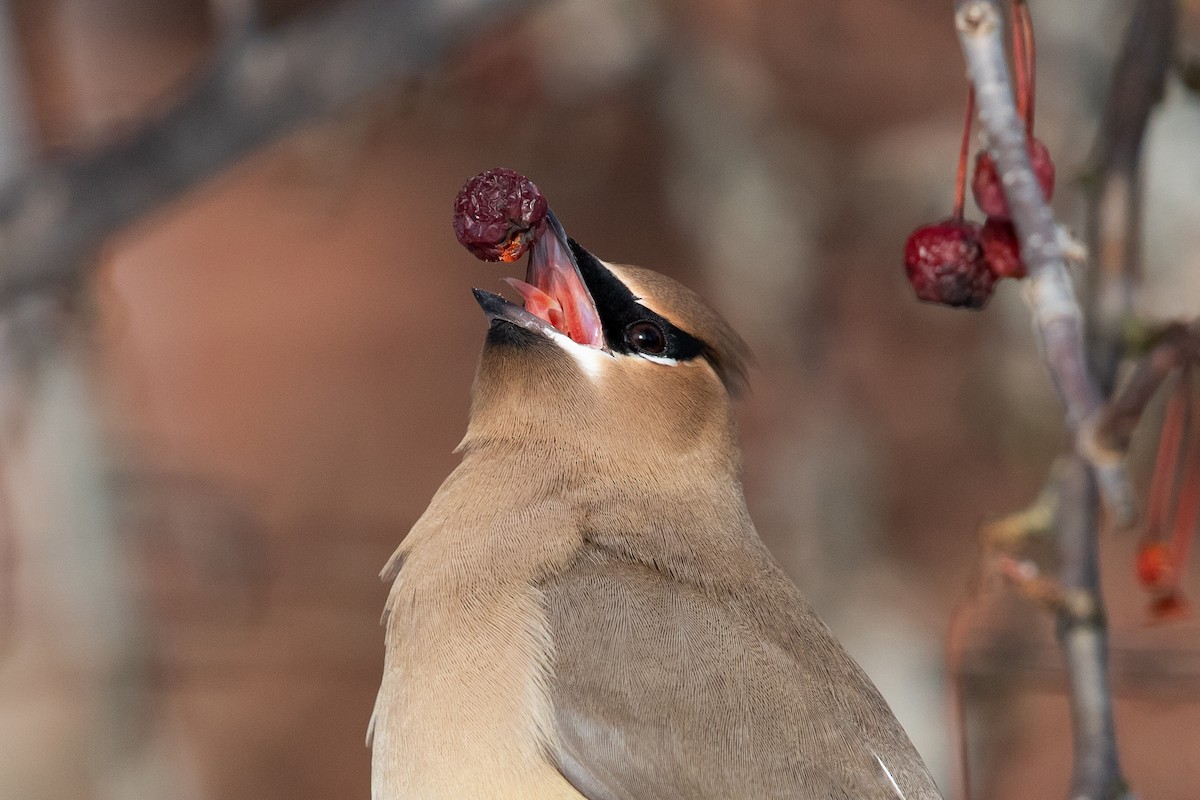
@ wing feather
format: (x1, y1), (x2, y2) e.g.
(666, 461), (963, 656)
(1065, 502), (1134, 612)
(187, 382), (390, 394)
(541, 545), (942, 800)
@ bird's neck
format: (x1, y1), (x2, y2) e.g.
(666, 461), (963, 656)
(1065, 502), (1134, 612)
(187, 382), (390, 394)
(458, 339), (747, 527)
(460, 385), (742, 490)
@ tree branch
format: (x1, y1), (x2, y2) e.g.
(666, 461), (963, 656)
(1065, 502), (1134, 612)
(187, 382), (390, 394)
(1097, 318), (1200, 453)
(0, 0), (526, 306)
(952, 1), (1175, 797)
(953, 0), (1135, 529)
(1054, 456), (1125, 800)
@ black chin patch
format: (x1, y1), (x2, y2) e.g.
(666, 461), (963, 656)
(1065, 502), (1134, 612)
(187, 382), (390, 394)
(484, 319), (548, 350)
(569, 240), (706, 362)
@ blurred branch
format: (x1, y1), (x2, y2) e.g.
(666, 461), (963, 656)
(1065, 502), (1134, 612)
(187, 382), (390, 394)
(1097, 318), (1200, 453)
(1084, 0), (1176, 394)
(953, 1), (1176, 797)
(0, 0), (527, 306)
(0, 0), (527, 791)
(208, 0), (262, 36)
(960, 641), (1200, 698)
(0, 457), (13, 659)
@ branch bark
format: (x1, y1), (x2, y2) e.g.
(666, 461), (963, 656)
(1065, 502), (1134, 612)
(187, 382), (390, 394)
(1097, 319), (1200, 453)
(1055, 457), (1125, 800)
(0, 0), (526, 306)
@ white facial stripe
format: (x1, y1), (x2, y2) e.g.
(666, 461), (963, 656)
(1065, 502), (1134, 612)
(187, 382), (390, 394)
(638, 353), (679, 366)
(545, 328), (682, 377)
(545, 328), (613, 380)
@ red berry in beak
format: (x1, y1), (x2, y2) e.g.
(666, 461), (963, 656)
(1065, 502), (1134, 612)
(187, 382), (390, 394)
(903, 219), (996, 309)
(971, 137), (1055, 221)
(980, 217), (1026, 279)
(453, 168), (549, 262)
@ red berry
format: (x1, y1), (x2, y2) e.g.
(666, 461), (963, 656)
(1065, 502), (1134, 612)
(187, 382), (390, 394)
(904, 219), (996, 309)
(1136, 541), (1174, 590)
(971, 138), (1055, 220)
(980, 217), (1026, 279)
(453, 168), (548, 262)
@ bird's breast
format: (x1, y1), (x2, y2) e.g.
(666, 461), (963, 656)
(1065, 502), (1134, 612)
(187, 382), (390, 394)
(370, 509), (584, 800)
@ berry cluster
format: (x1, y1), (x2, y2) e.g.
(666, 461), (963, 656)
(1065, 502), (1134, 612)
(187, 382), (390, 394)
(904, 1), (1053, 309)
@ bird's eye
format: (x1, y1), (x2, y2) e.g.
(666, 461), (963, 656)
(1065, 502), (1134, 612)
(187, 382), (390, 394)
(626, 321), (666, 355)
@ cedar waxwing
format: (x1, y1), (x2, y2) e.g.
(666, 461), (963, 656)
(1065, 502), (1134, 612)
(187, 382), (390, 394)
(370, 209), (943, 799)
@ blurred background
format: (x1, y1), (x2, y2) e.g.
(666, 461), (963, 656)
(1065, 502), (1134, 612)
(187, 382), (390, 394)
(0, 0), (1196, 798)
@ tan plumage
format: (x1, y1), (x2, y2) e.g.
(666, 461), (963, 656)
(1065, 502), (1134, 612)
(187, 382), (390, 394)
(371, 231), (942, 799)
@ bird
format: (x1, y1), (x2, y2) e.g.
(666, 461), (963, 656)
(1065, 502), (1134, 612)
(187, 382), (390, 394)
(369, 203), (944, 799)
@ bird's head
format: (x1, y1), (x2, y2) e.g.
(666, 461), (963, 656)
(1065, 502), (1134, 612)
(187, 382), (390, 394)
(462, 212), (750, 471)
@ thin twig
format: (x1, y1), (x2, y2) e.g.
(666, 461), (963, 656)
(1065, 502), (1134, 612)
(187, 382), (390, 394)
(1095, 319), (1200, 453)
(1017, 0), (1035, 133)
(1146, 367), (1193, 537)
(946, 596), (976, 800)
(0, 0), (527, 307)
(1010, 1), (1028, 130)
(1168, 387), (1199, 584)
(0, 455), (14, 659)
(953, 86), (976, 220)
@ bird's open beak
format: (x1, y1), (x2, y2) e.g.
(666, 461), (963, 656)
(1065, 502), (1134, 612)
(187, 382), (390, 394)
(473, 211), (606, 349)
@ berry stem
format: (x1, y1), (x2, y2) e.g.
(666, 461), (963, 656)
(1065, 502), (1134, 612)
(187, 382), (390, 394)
(954, 85), (975, 221)
(1169, 455), (1198, 587)
(1167, 368), (1197, 585)
(1019, 0), (1037, 132)
(1010, 0), (1029, 134)
(1147, 368), (1192, 541)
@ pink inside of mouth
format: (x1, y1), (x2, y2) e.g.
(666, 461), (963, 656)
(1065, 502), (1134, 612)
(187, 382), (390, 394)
(503, 277), (567, 332)
(510, 233), (605, 347)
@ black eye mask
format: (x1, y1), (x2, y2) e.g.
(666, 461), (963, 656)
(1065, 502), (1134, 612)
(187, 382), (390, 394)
(569, 240), (706, 362)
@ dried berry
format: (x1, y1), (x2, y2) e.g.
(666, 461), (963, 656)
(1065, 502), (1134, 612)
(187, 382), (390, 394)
(904, 219), (996, 309)
(971, 138), (1055, 221)
(453, 168), (548, 262)
(980, 217), (1026, 279)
